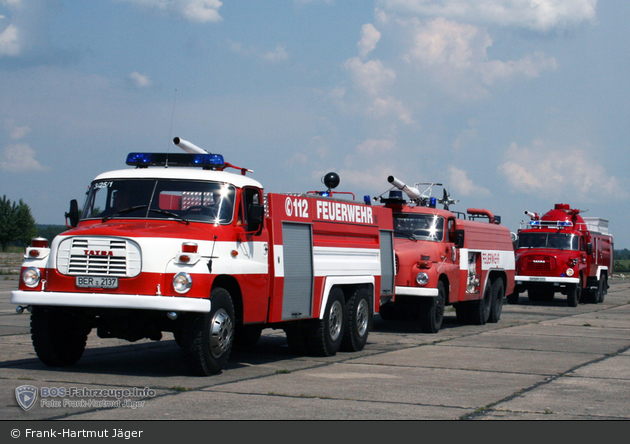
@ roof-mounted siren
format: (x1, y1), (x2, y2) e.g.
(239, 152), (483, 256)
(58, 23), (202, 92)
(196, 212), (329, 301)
(173, 137), (208, 154)
(323, 172), (340, 194)
(309, 172), (356, 200)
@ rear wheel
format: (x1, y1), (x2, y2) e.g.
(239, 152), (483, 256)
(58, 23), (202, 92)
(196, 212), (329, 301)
(466, 281), (492, 325)
(341, 287), (371, 352)
(506, 292), (519, 305)
(598, 275), (607, 303)
(306, 288), (345, 357)
(181, 287), (235, 376)
(31, 307), (91, 367)
(418, 281), (445, 333)
(488, 278), (505, 324)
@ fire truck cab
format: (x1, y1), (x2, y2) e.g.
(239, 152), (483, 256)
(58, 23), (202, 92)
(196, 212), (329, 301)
(376, 177), (515, 333)
(509, 203), (614, 306)
(12, 139), (395, 376)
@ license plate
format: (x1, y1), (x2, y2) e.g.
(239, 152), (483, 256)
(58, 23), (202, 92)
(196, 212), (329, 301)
(76, 276), (119, 289)
(530, 277), (546, 282)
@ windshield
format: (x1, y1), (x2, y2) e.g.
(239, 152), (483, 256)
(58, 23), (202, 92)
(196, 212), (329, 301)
(393, 213), (444, 242)
(81, 179), (236, 224)
(517, 232), (581, 251)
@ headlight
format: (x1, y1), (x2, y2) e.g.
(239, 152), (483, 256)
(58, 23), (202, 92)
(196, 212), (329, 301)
(22, 267), (41, 288)
(172, 272), (192, 294)
(566, 268), (575, 277)
(416, 272), (429, 286)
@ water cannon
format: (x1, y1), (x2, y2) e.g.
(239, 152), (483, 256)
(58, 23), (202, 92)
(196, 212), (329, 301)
(387, 176), (423, 203)
(173, 137), (208, 154)
(524, 211), (539, 220)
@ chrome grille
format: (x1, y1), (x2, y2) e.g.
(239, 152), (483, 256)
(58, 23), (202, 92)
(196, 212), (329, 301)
(522, 255), (555, 272)
(57, 237), (141, 277)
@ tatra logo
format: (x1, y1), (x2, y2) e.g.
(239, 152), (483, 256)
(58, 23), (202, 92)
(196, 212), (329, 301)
(84, 250), (114, 256)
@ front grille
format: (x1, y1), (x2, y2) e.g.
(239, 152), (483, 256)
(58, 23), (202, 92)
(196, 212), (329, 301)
(57, 237), (142, 277)
(521, 255), (555, 272)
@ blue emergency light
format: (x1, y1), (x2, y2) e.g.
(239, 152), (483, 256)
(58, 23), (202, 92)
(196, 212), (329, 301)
(126, 152), (225, 169)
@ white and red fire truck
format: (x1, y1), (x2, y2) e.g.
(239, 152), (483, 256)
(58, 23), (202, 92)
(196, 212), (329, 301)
(11, 138), (395, 376)
(508, 203), (614, 306)
(375, 177), (515, 333)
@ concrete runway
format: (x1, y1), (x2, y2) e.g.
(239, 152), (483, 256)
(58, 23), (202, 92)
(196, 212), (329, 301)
(1, 274), (629, 420)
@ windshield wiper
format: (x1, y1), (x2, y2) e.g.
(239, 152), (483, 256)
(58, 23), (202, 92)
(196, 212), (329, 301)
(102, 205), (148, 222)
(149, 209), (190, 224)
(394, 230), (418, 242)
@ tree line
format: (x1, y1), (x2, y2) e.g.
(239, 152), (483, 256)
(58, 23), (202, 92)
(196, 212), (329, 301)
(0, 195), (38, 251)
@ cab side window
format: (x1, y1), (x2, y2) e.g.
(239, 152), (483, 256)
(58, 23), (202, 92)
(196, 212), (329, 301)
(239, 188), (263, 232)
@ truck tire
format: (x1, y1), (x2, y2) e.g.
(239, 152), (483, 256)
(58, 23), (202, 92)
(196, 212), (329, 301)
(31, 306), (90, 367)
(341, 287), (371, 352)
(506, 292), (519, 305)
(598, 275), (607, 303)
(306, 288), (345, 357)
(418, 281), (445, 333)
(567, 279), (582, 307)
(181, 287), (235, 376)
(488, 278), (504, 323)
(465, 281), (492, 325)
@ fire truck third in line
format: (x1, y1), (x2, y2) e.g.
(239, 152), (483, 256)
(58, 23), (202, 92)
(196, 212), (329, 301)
(508, 203), (614, 306)
(12, 139), (395, 376)
(375, 177), (515, 333)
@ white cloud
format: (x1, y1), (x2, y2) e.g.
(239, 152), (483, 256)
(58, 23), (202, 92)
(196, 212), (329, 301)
(447, 165), (491, 197)
(405, 18), (557, 85)
(122, 0), (223, 23)
(263, 44), (289, 62)
(377, 0), (598, 32)
(129, 71), (153, 88)
(358, 23), (381, 59)
(497, 141), (627, 202)
(344, 57), (396, 97)
(4, 118), (30, 139)
(227, 40), (290, 62)
(0, 23), (19, 56)
(0, 142), (46, 172)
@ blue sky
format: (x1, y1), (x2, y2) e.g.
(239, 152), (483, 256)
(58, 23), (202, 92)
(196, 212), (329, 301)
(1, 0), (629, 247)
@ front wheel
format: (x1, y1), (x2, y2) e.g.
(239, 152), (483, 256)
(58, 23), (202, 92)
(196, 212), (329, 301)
(567, 279), (582, 307)
(181, 287), (235, 376)
(31, 307), (91, 367)
(341, 287), (371, 352)
(306, 288), (345, 357)
(418, 281), (445, 333)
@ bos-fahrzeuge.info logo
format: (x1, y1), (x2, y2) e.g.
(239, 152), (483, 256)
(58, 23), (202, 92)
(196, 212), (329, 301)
(15, 385), (156, 411)
(16, 385), (38, 411)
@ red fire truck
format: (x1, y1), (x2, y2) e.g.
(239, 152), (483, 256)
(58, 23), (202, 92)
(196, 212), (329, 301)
(508, 203), (614, 306)
(12, 138), (395, 376)
(375, 177), (515, 333)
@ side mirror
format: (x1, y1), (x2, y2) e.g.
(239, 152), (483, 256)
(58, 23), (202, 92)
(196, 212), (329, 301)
(586, 242), (593, 255)
(65, 199), (79, 228)
(247, 203), (264, 233)
(454, 229), (465, 248)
